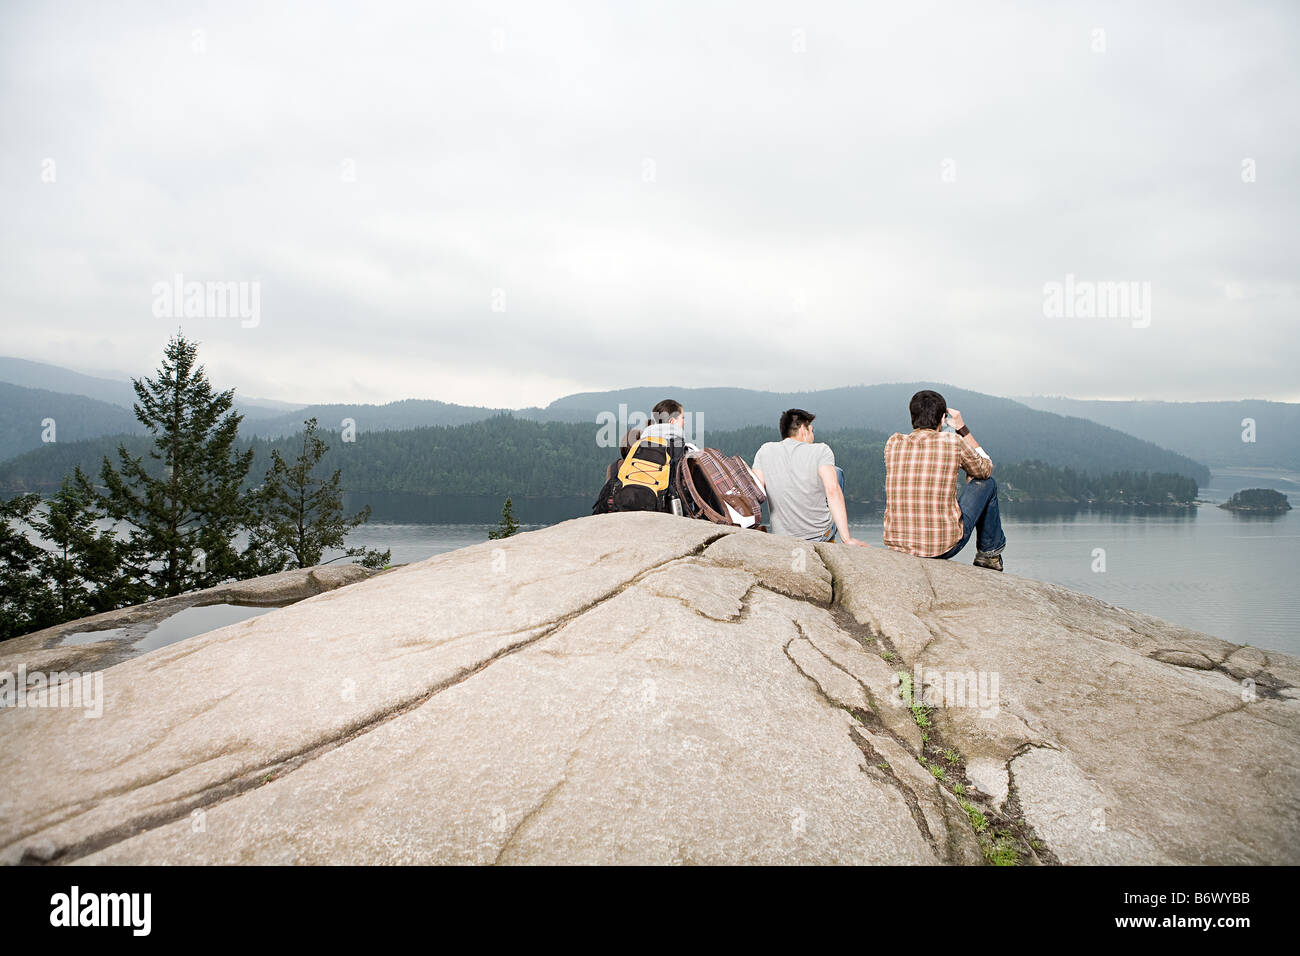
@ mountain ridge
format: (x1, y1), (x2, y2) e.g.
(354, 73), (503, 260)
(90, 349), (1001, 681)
(0, 359), (1228, 482)
(1014, 395), (1300, 470)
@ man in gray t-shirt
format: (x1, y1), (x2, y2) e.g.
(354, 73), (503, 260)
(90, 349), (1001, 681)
(751, 409), (867, 546)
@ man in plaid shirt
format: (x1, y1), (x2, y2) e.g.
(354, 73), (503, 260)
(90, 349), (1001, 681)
(883, 389), (1007, 570)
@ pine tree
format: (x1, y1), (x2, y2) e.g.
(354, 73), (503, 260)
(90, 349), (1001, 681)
(0, 493), (59, 640)
(28, 469), (137, 619)
(95, 333), (257, 597)
(488, 497), (521, 539)
(250, 418), (390, 569)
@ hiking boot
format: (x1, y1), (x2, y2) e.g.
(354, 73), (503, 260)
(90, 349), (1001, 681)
(973, 553), (1003, 572)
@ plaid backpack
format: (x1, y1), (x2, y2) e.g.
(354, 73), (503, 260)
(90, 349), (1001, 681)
(677, 448), (767, 530)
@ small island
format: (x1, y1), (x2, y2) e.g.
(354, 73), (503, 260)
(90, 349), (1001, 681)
(1220, 488), (1292, 513)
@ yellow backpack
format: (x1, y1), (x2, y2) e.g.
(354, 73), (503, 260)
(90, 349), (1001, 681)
(612, 435), (680, 512)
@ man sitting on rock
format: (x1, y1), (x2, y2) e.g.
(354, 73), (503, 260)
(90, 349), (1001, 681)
(883, 389), (1006, 570)
(751, 408), (866, 545)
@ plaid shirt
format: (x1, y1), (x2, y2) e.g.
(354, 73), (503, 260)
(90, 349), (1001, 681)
(883, 429), (993, 557)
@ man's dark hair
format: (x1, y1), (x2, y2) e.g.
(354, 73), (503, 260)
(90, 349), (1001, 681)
(780, 408), (816, 438)
(910, 390), (947, 430)
(651, 399), (683, 424)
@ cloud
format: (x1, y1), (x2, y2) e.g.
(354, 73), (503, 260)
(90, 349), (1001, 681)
(1, 0), (1297, 405)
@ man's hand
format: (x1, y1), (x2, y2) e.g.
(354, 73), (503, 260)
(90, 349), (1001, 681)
(819, 463), (853, 544)
(948, 408), (992, 477)
(841, 535), (870, 548)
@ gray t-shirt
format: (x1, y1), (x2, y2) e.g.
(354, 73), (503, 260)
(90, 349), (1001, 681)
(753, 438), (835, 539)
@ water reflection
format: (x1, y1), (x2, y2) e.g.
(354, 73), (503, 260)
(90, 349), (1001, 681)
(133, 604), (275, 652)
(997, 503), (1197, 525)
(1220, 510), (1291, 522)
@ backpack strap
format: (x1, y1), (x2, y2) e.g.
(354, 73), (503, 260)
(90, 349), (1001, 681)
(617, 437), (671, 491)
(678, 453), (728, 524)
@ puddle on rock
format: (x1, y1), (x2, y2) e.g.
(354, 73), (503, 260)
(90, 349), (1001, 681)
(133, 603), (277, 652)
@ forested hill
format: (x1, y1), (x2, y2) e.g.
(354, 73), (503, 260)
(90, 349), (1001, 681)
(1, 361), (1212, 483)
(528, 383), (1210, 482)
(0, 358), (296, 461)
(0, 382), (144, 461)
(246, 398), (509, 438)
(1, 419), (845, 499)
(237, 383), (1209, 482)
(0, 415), (1200, 505)
(0, 357), (299, 419)
(1014, 396), (1300, 470)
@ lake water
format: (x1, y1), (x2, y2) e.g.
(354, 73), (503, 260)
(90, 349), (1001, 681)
(338, 469), (1300, 658)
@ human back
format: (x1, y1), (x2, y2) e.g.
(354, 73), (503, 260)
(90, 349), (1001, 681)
(882, 428), (968, 555)
(753, 437), (835, 538)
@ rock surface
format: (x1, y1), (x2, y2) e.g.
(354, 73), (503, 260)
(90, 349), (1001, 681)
(1, 513), (1296, 865)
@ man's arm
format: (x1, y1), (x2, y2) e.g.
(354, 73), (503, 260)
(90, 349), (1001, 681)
(946, 408), (993, 479)
(749, 447), (766, 493)
(819, 464), (866, 546)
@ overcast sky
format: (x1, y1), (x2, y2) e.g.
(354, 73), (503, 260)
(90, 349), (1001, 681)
(2, 0), (1297, 407)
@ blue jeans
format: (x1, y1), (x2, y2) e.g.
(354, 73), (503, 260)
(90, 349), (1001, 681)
(816, 467), (846, 542)
(934, 476), (1006, 559)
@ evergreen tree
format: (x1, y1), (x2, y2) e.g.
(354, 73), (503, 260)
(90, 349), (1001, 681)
(95, 333), (258, 597)
(250, 417), (390, 569)
(28, 469), (137, 619)
(488, 496), (521, 539)
(0, 493), (59, 639)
